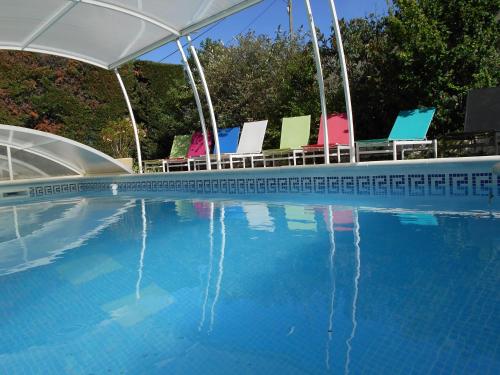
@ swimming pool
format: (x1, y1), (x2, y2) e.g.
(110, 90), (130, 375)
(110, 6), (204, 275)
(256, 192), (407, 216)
(0, 191), (498, 374)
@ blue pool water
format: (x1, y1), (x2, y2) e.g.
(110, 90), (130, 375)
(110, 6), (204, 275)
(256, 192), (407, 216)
(0, 195), (498, 374)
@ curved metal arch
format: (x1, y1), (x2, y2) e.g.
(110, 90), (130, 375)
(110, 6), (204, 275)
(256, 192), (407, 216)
(0, 45), (110, 70)
(327, 0), (356, 163)
(187, 35), (221, 169)
(114, 69), (143, 173)
(177, 40), (212, 170)
(304, 0), (330, 164)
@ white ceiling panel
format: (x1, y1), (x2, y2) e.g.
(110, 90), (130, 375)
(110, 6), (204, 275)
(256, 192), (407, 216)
(0, 0), (262, 69)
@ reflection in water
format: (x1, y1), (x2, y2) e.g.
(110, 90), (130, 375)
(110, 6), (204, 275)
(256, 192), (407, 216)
(102, 283), (174, 327)
(12, 206), (28, 263)
(325, 205), (337, 370)
(345, 209), (361, 375)
(136, 199), (148, 300)
(0, 198), (135, 276)
(398, 212), (438, 226)
(242, 202), (274, 232)
(199, 202), (215, 331)
(209, 204), (226, 333)
(285, 205), (317, 232)
(198, 202), (227, 333)
(0, 197), (497, 374)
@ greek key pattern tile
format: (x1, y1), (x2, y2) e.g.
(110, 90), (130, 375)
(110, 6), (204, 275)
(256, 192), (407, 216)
(29, 183), (80, 197)
(28, 172), (499, 199)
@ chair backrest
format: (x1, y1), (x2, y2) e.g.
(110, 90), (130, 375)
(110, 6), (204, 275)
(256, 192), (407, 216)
(169, 134), (191, 158)
(218, 126), (240, 154)
(187, 131), (212, 157)
(280, 115), (311, 149)
(317, 113), (349, 146)
(236, 120), (268, 154)
(465, 87), (500, 132)
(388, 108), (436, 141)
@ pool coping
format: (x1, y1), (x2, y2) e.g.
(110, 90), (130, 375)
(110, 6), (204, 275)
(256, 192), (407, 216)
(1, 155), (499, 208)
(1, 155), (499, 187)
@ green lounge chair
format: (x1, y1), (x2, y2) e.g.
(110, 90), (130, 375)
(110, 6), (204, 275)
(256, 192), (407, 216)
(355, 108), (437, 161)
(261, 115), (311, 167)
(162, 134), (192, 172)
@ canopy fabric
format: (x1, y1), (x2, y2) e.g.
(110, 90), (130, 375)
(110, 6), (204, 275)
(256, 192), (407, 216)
(0, 0), (262, 69)
(0, 124), (132, 180)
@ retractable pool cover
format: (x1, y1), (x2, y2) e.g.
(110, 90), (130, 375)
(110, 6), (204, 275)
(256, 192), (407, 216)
(0, 0), (262, 70)
(0, 124), (132, 181)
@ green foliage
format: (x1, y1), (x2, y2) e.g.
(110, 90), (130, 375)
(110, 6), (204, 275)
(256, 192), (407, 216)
(196, 32), (319, 148)
(100, 117), (145, 158)
(385, 0), (500, 135)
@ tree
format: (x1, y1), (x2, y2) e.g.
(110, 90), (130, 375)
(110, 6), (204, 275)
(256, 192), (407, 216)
(385, 0), (500, 135)
(100, 117), (145, 159)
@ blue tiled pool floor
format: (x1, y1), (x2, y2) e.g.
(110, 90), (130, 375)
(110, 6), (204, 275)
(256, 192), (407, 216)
(0, 196), (498, 374)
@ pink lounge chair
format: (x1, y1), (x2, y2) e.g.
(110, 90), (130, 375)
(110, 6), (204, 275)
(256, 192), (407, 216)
(164, 131), (212, 172)
(297, 113), (350, 164)
(319, 207), (354, 232)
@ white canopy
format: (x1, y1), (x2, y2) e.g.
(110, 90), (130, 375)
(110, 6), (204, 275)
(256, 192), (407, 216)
(0, 124), (131, 180)
(0, 0), (262, 69)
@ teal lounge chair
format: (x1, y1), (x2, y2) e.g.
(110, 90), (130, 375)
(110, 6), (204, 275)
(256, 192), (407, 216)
(355, 108), (437, 161)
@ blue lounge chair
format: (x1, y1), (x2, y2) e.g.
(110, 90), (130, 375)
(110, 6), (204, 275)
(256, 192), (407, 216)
(193, 126), (241, 169)
(355, 108), (437, 161)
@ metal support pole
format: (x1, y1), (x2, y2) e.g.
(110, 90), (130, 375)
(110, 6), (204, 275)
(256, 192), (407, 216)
(288, 0), (293, 36)
(187, 35), (221, 169)
(304, 0), (330, 164)
(327, 0), (356, 163)
(6, 146), (13, 181)
(114, 69), (143, 173)
(177, 40), (212, 170)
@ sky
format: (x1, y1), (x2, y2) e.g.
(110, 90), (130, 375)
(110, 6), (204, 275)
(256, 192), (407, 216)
(140, 0), (389, 65)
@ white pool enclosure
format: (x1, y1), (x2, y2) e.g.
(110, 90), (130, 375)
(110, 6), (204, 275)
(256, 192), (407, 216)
(0, 0), (355, 175)
(0, 124), (132, 181)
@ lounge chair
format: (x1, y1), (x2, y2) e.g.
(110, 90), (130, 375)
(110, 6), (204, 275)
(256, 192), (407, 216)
(295, 113), (350, 164)
(164, 132), (211, 172)
(192, 126), (241, 170)
(227, 120), (268, 168)
(355, 108), (437, 161)
(442, 87), (500, 156)
(260, 115), (311, 167)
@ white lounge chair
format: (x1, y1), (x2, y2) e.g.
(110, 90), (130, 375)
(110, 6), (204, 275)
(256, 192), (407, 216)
(227, 120), (268, 168)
